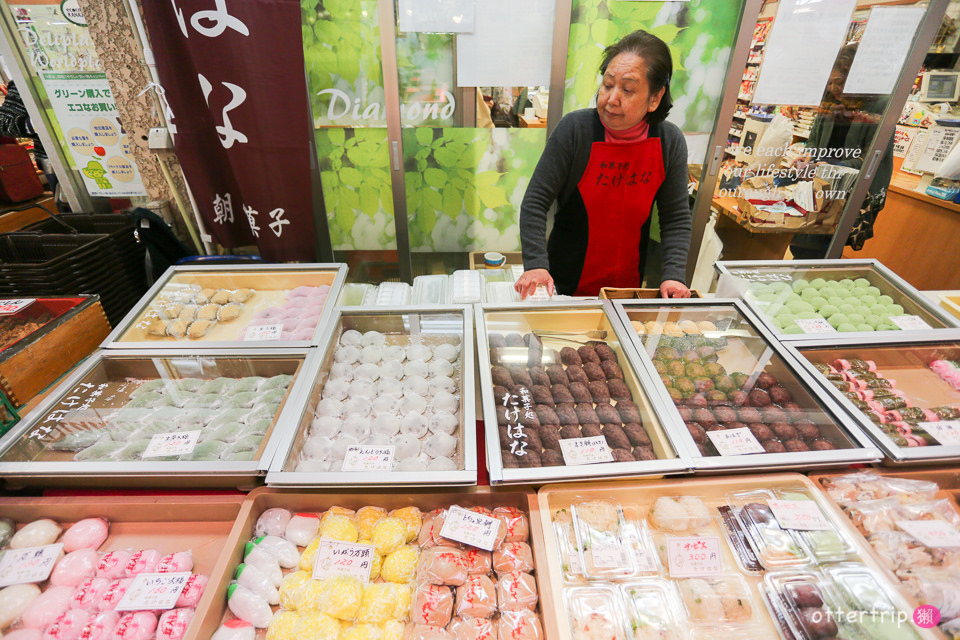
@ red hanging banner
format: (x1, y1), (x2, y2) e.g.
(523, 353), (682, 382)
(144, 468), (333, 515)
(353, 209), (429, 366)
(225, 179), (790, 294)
(141, 0), (315, 261)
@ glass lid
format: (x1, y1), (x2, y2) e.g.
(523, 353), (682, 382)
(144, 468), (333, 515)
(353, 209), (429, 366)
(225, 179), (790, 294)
(280, 310), (468, 474)
(482, 306), (678, 472)
(0, 354), (302, 464)
(798, 342), (960, 450)
(722, 263), (952, 334)
(621, 304), (862, 457)
(116, 269), (339, 343)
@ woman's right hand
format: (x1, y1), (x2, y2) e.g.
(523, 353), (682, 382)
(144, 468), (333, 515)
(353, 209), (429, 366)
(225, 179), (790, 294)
(514, 268), (554, 300)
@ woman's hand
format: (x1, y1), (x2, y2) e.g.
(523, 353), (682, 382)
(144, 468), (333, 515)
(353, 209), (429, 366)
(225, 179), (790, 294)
(514, 268), (554, 300)
(660, 280), (690, 298)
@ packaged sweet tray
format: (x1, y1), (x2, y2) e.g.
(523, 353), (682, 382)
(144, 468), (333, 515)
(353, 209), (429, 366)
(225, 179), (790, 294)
(192, 488), (551, 640)
(713, 259), (957, 340)
(476, 302), (689, 485)
(538, 474), (877, 640)
(266, 307), (476, 486)
(105, 265), (345, 346)
(790, 336), (960, 464)
(0, 350), (312, 489)
(0, 495), (243, 640)
(609, 299), (881, 472)
(813, 469), (960, 639)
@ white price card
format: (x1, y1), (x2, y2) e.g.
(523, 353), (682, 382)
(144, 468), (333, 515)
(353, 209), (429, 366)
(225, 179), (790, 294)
(794, 318), (836, 334)
(559, 436), (614, 466)
(439, 505), (503, 551)
(897, 520), (960, 548)
(666, 536), (724, 577)
(590, 543), (626, 569)
(634, 547), (660, 574)
(0, 299), (35, 315)
(0, 544), (62, 587)
(115, 572), (190, 611)
(918, 421), (960, 446)
(566, 552), (583, 575)
(142, 430), (200, 459)
(707, 428), (766, 456)
(888, 315), (931, 331)
(342, 446), (395, 472)
(312, 540), (376, 582)
(244, 323), (282, 341)
(769, 499), (833, 531)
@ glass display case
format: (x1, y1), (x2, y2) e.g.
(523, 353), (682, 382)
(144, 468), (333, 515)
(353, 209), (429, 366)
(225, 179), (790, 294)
(609, 299), (882, 473)
(713, 260), (958, 342)
(0, 349), (315, 488)
(475, 301), (690, 485)
(102, 264), (347, 348)
(267, 306), (476, 486)
(786, 333), (960, 465)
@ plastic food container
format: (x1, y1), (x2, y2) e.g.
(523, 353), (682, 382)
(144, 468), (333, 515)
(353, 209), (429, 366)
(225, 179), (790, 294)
(784, 332), (960, 465)
(476, 300), (691, 485)
(713, 259), (958, 342)
(266, 306), (476, 486)
(103, 264), (346, 348)
(0, 349), (315, 489)
(609, 298), (882, 473)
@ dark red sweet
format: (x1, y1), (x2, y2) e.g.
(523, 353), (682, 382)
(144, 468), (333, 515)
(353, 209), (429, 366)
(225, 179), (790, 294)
(509, 367), (533, 388)
(580, 423), (603, 438)
(686, 422), (707, 444)
(756, 372), (777, 389)
(611, 448), (634, 462)
(602, 424), (630, 450)
(685, 394), (708, 409)
(577, 345), (601, 364)
(677, 406), (693, 422)
(692, 409), (717, 429)
(551, 384), (574, 404)
(565, 366), (588, 384)
(748, 423), (773, 440)
(784, 439), (810, 452)
(560, 347), (582, 366)
(491, 366), (513, 387)
(595, 403), (621, 424)
(546, 366), (569, 385)
(541, 449), (564, 466)
(632, 446), (656, 461)
(568, 382), (592, 403)
(559, 425), (581, 439)
(575, 403), (600, 425)
(768, 385), (793, 405)
(555, 404), (578, 426)
(529, 367), (550, 387)
(518, 450), (542, 467)
(796, 423), (821, 440)
(714, 406), (738, 424)
(601, 360), (624, 381)
(488, 333), (506, 349)
(595, 344), (616, 362)
(588, 381), (611, 403)
(727, 390), (749, 406)
(583, 362), (606, 382)
(505, 333), (525, 347)
(531, 385), (553, 406)
(810, 439), (837, 450)
(763, 440), (787, 453)
(748, 388), (772, 407)
(496, 405), (508, 426)
(723, 421), (747, 432)
(607, 379), (631, 401)
(623, 423), (650, 446)
(535, 404), (559, 425)
(738, 407), (763, 423)
(616, 400), (641, 424)
(539, 427), (561, 450)
(771, 423), (798, 441)
(761, 406), (790, 425)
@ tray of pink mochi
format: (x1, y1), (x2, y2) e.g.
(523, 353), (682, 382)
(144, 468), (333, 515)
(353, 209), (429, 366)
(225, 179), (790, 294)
(243, 285), (331, 342)
(0, 495), (244, 640)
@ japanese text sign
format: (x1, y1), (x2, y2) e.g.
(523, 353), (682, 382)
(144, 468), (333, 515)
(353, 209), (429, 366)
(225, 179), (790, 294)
(342, 446), (395, 472)
(440, 506), (502, 551)
(768, 499), (832, 531)
(116, 572), (190, 610)
(559, 436), (614, 465)
(706, 428), (766, 456)
(142, 430), (200, 458)
(666, 536), (724, 577)
(312, 540), (376, 582)
(0, 544), (62, 586)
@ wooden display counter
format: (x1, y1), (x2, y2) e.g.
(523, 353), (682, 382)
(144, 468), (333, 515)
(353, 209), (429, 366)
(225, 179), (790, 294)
(712, 195), (793, 261)
(842, 158), (960, 290)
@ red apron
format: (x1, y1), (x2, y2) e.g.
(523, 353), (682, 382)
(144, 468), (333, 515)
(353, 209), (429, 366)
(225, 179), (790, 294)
(574, 138), (665, 296)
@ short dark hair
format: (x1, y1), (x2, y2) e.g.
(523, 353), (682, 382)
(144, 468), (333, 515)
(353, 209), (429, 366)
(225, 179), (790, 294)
(599, 30), (673, 125)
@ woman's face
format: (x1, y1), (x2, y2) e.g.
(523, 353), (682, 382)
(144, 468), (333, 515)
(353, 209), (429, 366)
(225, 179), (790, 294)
(597, 52), (664, 130)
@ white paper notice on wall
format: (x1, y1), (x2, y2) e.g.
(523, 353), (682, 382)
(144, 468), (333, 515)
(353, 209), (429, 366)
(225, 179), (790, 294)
(398, 0), (475, 33)
(843, 7), (925, 95)
(915, 126), (960, 174)
(455, 0), (555, 87)
(901, 129), (929, 174)
(893, 125), (918, 159)
(752, 0), (858, 107)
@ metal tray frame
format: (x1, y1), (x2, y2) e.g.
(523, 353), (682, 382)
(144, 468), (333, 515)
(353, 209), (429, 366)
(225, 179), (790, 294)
(608, 297), (883, 473)
(266, 304), (477, 486)
(713, 259), (960, 342)
(475, 299), (692, 485)
(100, 263), (348, 349)
(781, 330), (960, 465)
(0, 347), (320, 489)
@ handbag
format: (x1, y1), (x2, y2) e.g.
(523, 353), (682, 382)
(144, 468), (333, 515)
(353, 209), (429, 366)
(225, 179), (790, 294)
(0, 143), (44, 203)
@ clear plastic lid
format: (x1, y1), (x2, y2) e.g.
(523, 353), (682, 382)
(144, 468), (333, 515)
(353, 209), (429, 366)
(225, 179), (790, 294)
(565, 585), (629, 640)
(823, 563), (922, 640)
(646, 496), (716, 535)
(726, 489), (812, 569)
(763, 569), (852, 640)
(412, 275), (449, 305)
(571, 501), (636, 581)
(774, 489), (856, 563)
(619, 580), (686, 640)
(674, 575), (757, 627)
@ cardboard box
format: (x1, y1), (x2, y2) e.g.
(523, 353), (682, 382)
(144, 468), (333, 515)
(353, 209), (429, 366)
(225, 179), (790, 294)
(735, 176), (845, 233)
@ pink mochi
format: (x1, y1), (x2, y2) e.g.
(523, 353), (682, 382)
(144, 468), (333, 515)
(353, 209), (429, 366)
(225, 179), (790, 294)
(61, 519), (109, 553)
(51, 550), (99, 587)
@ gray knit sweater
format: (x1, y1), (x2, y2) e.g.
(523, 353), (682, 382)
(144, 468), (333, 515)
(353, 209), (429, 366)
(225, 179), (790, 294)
(519, 109), (691, 293)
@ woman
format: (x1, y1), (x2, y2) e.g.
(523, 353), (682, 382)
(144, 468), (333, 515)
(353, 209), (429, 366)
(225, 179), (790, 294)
(514, 30), (692, 299)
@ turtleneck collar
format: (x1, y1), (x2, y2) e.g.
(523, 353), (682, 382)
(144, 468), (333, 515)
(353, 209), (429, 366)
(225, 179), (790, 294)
(603, 118), (649, 144)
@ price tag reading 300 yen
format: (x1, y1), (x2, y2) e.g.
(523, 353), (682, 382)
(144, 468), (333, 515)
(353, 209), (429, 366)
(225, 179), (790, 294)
(342, 446), (395, 472)
(0, 543), (62, 587)
(768, 500), (832, 531)
(115, 572), (191, 611)
(666, 536), (724, 578)
(559, 436), (614, 466)
(439, 506), (502, 551)
(312, 540), (376, 582)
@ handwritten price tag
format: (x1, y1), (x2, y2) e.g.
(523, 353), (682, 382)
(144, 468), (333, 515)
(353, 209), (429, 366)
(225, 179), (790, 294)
(794, 318), (836, 334)
(312, 540), (376, 582)
(768, 500), (832, 531)
(888, 315), (931, 331)
(918, 421), (960, 446)
(706, 428), (766, 456)
(142, 430), (200, 458)
(439, 505), (502, 551)
(342, 446), (395, 472)
(566, 552), (583, 575)
(115, 572), (190, 611)
(590, 543), (626, 569)
(0, 299), (35, 315)
(244, 324), (282, 341)
(666, 536), (724, 577)
(897, 520), (960, 548)
(0, 544), (62, 587)
(559, 436), (614, 466)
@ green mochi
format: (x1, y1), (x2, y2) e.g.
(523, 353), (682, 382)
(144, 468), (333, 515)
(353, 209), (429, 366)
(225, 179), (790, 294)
(856, 324), (875, 332)
(809, 278), (828, 289)
(819, 304), (840, 318)
(828, 314), (849, 328)
(837, 323), (858, 332)
(854, 278), (871, 288)
(792, 279), (810, 292)
(877, 295), (894, 305)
